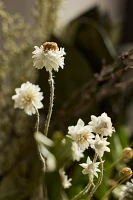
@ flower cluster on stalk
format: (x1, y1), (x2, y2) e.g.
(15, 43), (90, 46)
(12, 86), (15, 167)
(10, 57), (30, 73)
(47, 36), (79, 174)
(68, 112), (115, 182)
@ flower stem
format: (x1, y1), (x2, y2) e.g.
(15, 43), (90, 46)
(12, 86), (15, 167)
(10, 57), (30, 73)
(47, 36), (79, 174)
(71, 182), (93, 200)
(87, 158), (104, 200)
(32, 102), (46, 167)
(44, 71), (54, 137)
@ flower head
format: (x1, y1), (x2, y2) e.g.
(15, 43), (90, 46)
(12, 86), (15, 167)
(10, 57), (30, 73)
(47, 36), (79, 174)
(91, 135), (110, 158)
(119, 179), (133, 200)
(12, 81), (43, 115)
(71, 142), (84, 161)
(80, 157), (100, 181)
(59, 168), (72, 189)
(68, 119), (94, 151)
(89, 112), (115, 137)
(32, 42), (66, 72)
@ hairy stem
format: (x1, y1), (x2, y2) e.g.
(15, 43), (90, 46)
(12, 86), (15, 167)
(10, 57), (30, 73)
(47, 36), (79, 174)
(87, 158), (104, 200)
(32, 102), (46, 168)
(44, 71), (54, 137)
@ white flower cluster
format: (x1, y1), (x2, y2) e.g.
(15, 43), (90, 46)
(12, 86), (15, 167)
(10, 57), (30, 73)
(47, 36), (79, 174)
(68, 112), (115, 181)
(119, 179), (133, 200)
(32, 42), (66, 72)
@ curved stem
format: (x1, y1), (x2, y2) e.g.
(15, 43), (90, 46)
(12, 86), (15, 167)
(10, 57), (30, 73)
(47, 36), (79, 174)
(32, 102), (46, 168)
(72, 182), (93, 200)
(44, 71), (54, 137)
(87, 158), (104, 200)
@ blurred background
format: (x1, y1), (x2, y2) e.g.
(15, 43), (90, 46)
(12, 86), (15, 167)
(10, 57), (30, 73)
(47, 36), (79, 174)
(0, 0), (133, 200)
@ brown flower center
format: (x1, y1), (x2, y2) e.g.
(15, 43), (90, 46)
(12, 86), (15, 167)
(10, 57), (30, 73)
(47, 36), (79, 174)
(43, 42), (58, 51)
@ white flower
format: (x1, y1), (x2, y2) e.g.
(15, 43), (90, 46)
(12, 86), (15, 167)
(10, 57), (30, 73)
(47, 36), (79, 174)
(59, 168), (72, 189)
(32, 42), (66, 72)
(68, 119), (84, 140)
(68, 119), (94, 151)
(32, 46), (44, 69)
(71, 142), (84, 161)
(91, 135), (110, 158)
(89, 112), (115, 137)
(12, 81), (43, 115)
(80, 157), (100, 181)
(119, 179), (133, 200)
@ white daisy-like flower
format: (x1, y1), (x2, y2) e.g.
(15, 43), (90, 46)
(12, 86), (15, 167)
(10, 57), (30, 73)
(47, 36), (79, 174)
(32, 42), (66, 72)
(68, 119), (94, 151)
(59, 168), (72, 189)
(80, 156), (100, 181)
(89, 112), (115, 137)
(12, 81), (43, 115)
(91, 135), (110, 158)
(71, 142), (84, 161)
(119, 179), (133, 200)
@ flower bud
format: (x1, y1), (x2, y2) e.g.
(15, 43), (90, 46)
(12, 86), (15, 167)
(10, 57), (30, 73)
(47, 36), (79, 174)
(119, 167), (132, 179)
(122, 147), (133, 160)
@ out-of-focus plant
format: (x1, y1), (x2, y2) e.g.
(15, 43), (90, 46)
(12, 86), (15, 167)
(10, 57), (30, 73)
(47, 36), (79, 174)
(0, 0), (61, 199)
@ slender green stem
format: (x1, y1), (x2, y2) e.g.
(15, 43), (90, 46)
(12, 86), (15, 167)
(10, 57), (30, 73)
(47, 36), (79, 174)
(44, 71), (54, 137)
(87, 158), (104, 200)
(71, 182), (93, 200)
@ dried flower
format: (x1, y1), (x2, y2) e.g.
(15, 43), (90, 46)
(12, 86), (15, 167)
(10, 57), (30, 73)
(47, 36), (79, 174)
(80, 156), (100, 181)
(119, 179), (133, 200)
(32, 42), (66, 72)
(71, 142), (84, 161)
(91, 134), (110, 158)
(68, 119), (94, 151)
(89, 112), (115, 137)
(12, 81), (43, 115)
(122, 148), (133, 160)
(119, 167), (132, 179)
(59, 168), (72, 189)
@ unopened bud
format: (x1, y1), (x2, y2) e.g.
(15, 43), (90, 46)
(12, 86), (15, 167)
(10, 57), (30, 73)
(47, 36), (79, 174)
(119, 167), (132, 179)
(122, 147), (133, 160)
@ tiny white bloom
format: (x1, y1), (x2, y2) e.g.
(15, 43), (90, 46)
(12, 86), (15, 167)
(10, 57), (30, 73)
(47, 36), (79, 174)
(68, 119), (94, 151)
(32, 42), (66, 72)
(71, 142), (84, 161)
(89, 112), (115, 137)
(68, 119), (84, 141)
(80, 156), (100, 181)
(91, 135), (110, 158)
(12, 81), (43, 115)
(59, 168), (72, 189)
